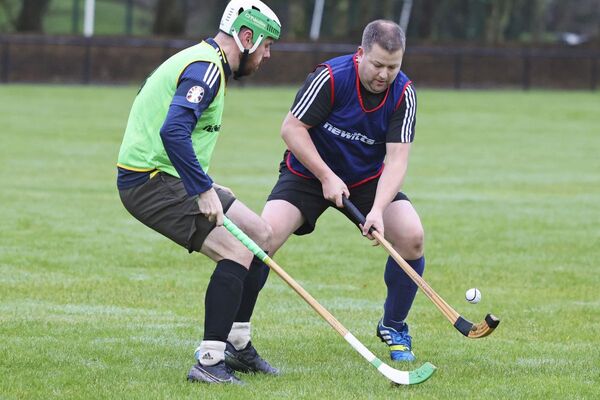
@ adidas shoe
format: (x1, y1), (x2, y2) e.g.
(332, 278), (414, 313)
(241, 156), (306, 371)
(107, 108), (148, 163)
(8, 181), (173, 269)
(376, 319), (415, 362)
(187, 360), (243, 385)
(225, 341), (279, 375)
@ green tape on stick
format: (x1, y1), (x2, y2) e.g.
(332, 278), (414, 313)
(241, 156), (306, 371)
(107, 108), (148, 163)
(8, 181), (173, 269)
(223, 217), (269, 261)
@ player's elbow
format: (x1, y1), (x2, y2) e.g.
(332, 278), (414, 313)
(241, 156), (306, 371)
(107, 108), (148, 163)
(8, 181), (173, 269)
(280, 128), (292, 146)
(280, 128), (294, 150)
(160, 124), (190, 148)
(255, 219), (273, 250)
(280, 118), (291, 140)
(159, 124), (175, 144)
(280, 113), (301, 144)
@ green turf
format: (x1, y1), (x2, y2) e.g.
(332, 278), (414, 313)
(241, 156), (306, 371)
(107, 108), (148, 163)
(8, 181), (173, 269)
(1, 85), (599, 399)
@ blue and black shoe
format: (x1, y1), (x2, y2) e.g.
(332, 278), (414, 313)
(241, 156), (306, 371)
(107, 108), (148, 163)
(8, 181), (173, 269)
(376, 319), (415, 362)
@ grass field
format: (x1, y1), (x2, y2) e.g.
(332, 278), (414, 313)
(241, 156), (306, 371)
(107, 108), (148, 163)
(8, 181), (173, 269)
(1, 85), (599, 399)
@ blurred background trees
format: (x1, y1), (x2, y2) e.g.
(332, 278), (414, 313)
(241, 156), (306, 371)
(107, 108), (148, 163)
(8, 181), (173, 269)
(0, 0), (598, 46)
(13, 0), (52, 32)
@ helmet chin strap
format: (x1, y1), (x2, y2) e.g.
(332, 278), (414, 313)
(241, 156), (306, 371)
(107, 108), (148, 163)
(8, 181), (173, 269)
(234, 49), (250, 80)
(231, 28), (265, 80)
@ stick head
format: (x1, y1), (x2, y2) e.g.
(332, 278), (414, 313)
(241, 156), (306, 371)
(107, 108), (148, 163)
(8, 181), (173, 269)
(455, 314), (500, 338)
(467, 314), (500, 338)
(378, 361), (436, 385)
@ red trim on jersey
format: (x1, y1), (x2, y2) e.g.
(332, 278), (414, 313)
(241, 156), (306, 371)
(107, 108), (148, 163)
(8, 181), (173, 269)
(286, 151), (384, 188)
(285, 151), (313, 179)
(326, 64), (335, 107)
(394, 80), (412, 111)
(348, 164), (385, 188)
(353, 53), (390, 113)
(317, 63), (335, 108)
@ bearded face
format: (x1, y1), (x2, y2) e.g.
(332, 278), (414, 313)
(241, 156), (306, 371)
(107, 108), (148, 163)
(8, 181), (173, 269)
(235, 37), (273, 78)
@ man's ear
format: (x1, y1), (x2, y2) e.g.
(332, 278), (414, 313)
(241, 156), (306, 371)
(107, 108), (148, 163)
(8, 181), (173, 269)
(356, 46), (364, 62)
(239, 27), (254, 48)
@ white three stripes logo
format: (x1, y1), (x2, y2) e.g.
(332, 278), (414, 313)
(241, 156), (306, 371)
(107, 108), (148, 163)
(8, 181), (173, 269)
(400, 85), (416, 143)
(203, 63), (220, 89)
(292, 68), (331, 120)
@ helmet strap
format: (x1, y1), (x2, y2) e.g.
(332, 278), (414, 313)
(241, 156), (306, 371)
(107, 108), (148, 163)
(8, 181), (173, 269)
(248, 34), (264, 53)
(231, 28), (246, 53)
(231, 28), (265, 80)
(234, 48), (250, 80)
(231, 28), (265, 54)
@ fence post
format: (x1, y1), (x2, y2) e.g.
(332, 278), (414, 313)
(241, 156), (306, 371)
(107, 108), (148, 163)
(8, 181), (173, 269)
(1, 41), (9, 83)
(522, 50), (531, 90)
(453, 53), (462, 89)
(83, 38), (92, 84)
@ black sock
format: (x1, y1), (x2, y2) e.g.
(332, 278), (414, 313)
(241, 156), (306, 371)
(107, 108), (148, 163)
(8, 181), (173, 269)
(203, 259), (248, 341)
(234, 256), (270, 322)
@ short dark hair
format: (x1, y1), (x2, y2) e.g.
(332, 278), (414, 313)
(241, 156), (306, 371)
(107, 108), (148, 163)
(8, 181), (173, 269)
(361, 20), (406, 53)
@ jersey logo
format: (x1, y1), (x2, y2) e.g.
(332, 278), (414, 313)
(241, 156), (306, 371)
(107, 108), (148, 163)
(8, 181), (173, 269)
(186, 86), (205, 104)
(203, 124), (221, 133)
(323, 121), (375, 145)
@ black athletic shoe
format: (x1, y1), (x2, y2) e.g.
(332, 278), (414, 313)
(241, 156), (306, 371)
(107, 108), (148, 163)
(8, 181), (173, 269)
(224, 341), (279, 375)
(187, 360), (243, 385)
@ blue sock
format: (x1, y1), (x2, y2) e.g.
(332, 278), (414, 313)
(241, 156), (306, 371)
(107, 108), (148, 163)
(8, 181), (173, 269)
(382, 256), (425, 330)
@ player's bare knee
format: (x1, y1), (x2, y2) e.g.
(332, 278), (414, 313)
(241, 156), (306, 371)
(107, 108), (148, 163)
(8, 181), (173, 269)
(397, 227), (424, 259)
(224, 246), (253, 268)
(253, 218), (273, 249)
(207, 235), (253, 267)
(408, 228), (424, 258)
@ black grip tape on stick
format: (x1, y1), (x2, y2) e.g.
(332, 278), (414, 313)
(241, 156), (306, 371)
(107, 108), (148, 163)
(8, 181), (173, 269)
(341, 197), (373, 234)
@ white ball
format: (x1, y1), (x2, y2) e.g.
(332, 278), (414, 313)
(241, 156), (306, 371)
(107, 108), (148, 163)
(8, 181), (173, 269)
(465, 288), (481, 304)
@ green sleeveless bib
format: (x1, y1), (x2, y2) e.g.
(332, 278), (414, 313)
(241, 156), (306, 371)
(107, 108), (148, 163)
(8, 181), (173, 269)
(118, 41), (225, 177)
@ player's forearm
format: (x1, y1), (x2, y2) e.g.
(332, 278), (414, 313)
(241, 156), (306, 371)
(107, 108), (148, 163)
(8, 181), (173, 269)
(160, 105), (213, 195)
(161, 128), (213, 195)
(373, 145), (410, 212)
(374, 164), (406, 212)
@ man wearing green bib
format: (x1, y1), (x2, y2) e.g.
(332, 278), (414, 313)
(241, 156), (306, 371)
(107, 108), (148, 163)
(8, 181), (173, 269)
(117, 0), (281, 385)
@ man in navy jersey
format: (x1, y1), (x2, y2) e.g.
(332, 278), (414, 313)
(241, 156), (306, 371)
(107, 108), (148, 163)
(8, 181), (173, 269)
(117, 0), (281, 385)
(245, 19), (424, 362)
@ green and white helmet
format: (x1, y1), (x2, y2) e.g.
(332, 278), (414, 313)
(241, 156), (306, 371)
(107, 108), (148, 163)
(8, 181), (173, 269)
(219, 0), (281, 54)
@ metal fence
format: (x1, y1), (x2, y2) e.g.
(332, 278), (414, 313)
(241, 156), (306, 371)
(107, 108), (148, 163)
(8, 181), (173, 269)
(1, 34), (598, 90)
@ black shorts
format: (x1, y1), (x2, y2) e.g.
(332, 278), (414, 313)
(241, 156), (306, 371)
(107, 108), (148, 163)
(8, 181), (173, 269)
(267, 167), (409, 235)
(118, 172), (236, 252)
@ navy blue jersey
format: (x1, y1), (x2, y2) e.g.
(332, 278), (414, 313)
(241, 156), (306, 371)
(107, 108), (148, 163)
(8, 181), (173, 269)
(287, 54), (414, 187)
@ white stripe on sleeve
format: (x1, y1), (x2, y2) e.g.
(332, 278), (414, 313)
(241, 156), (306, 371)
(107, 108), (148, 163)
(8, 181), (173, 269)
(203, 63), (216, 83)
(206, 67), (220, 88)
(400, 85), (416, 142)
(291, 68), (331, 120)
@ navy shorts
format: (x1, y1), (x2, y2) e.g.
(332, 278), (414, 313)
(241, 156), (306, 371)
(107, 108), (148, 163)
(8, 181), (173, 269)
(267, 167), (409, 235)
